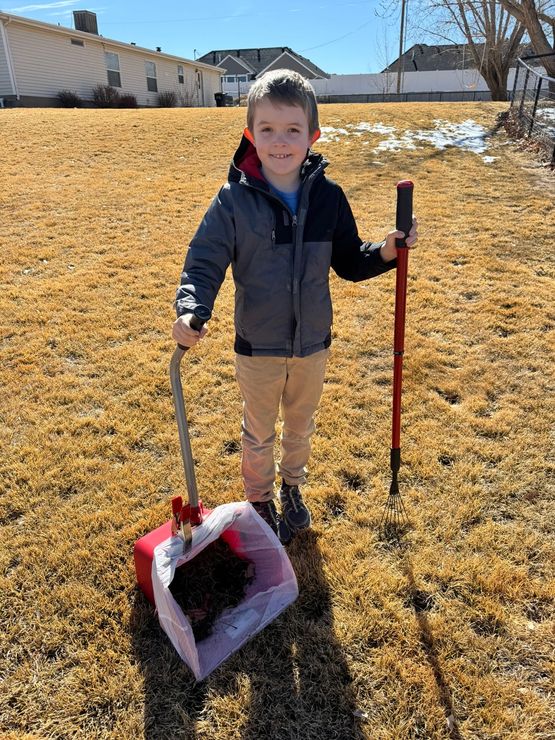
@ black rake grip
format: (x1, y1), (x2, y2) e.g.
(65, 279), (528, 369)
(178, 304), (212, 351)
(395, 180), (414, 248)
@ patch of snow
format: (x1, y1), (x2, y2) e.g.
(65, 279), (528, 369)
(375, 136), (417, 151)
(318, 118), (493, 158)
(350, 122), (397, 135)
(482, 156), (497, 164)
(319, 126), (349, 142)
(407, 119), (489, 153)
(537, 108), (555, 122)
(535, 108), (555, 136)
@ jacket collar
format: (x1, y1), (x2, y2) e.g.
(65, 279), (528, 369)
(228, 134), (328, 191)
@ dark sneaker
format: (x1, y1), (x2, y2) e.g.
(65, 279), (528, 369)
(280, 481), (311, 531)
(251, 499), (292, 545)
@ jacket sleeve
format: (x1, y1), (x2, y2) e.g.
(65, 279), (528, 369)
(175, 184), (235, 317)
(330, 187), (396, 282)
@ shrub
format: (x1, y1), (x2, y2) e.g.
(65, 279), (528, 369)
(157, 90), (177, 108)
(92, 84), (120, 108)
(118, 93), (138, 108)
(57, 90), (83, 108)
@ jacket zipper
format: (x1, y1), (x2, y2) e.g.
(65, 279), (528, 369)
(242, 170), (320, 353)
(291, 214), (298, 293)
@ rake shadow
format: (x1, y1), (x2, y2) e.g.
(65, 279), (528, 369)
(131, 529), (363, 740)
(403, 559), (463, 740)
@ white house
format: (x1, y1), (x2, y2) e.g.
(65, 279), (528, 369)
(0, 11), (223, 107)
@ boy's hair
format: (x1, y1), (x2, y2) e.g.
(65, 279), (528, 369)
(247, 69), (319, 135)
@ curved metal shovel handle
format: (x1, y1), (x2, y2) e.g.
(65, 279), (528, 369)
(169, 305), (212, 513)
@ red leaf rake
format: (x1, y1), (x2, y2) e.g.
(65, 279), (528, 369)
(380, 180), (414, 542)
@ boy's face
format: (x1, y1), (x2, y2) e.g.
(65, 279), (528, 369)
(247, 99), (318, 190)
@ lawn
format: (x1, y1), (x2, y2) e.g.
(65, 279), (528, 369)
(0, 103), (553, 740)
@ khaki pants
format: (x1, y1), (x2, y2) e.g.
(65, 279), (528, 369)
(235, 349), (329, 502)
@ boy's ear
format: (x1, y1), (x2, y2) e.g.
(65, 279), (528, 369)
(310, 129), (321, 145)
(243, 128), (255, 145)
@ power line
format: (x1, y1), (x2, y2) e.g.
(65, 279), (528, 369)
(300, 16), (375, 52)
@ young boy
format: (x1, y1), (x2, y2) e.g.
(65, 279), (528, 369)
(173, 69), (418, 545)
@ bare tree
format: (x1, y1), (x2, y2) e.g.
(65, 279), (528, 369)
(417, 0), (526, 100)
(497, 0), (555, 78)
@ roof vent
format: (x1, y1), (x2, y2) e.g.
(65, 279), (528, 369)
(73, 11), (98, 35)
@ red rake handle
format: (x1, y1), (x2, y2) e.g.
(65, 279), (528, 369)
(392, 180), (413, 451)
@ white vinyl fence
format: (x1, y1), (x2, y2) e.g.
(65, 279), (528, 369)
(221, 67), (546, 104)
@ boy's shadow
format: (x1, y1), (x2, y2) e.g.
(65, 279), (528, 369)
(130, 529), (364, 739)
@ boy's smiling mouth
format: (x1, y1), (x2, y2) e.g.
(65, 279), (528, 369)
(271, 154), (291, 159)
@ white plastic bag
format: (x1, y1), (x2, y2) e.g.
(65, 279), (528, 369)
(152, 501), (298, 681)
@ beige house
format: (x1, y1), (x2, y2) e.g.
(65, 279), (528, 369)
(0, 11), (223, 107)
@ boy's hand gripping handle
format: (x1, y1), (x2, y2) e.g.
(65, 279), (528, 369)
(176, 304), (212, 351)
(169, 304), (212, 548)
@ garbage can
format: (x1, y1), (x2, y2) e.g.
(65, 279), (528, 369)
(214, 92), (224, 107)
(224, 94), (233, 106)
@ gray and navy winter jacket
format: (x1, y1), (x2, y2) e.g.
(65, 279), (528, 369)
(175, 135), (396, 357)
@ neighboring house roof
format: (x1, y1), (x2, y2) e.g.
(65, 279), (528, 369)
(198, 47), (329, 79)
(0, 11), (220, 72)
(383, 42), (543, 72)
(217, 54), (256, 75)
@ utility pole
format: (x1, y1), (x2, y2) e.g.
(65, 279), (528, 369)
(396, 0), (408, 95)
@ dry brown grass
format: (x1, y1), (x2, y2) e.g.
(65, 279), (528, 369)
(0, 104), (554, 740)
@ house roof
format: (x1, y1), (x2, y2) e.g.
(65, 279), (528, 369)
(383, 42), (544, 72)
(217, 54), (257, 75)
(198, 47), (329, 79)
(0, 12), (221, 73)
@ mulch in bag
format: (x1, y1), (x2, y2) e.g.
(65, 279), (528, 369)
(169, 538), (255, 641)
(152, 501), (298, 681)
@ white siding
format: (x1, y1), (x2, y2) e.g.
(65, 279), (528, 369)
(0, 24), (14, 95)
(199, 69), (222, 106)
(5, 20), (221, 105)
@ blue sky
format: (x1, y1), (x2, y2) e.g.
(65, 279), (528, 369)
(2, 0), (428, 74)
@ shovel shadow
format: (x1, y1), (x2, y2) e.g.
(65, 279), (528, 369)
(130, 590), (208, 739)
(130, 528), (363, 739)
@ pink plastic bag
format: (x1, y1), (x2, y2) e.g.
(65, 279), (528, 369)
(152, 501), (298, 681)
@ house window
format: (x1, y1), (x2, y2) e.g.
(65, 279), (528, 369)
(71, 38), (84, 47)
(145, 61), (158, 92)
(105, 52), (121, 87)
(177, 64), (184, 84)
(224, 74), (248, 83)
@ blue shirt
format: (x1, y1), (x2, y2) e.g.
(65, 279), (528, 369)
(269, 184), (300, 214)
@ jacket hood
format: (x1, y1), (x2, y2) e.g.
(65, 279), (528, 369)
(228, 134), (328, 189)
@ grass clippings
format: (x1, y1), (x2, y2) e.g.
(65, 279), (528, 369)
(1, 103), (554, 739)
(169, 538), (255, 641)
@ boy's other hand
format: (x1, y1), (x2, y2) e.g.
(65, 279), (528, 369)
(172, 313), (208, 347)
(380, 217), (419, 262)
